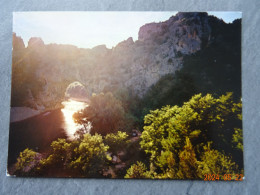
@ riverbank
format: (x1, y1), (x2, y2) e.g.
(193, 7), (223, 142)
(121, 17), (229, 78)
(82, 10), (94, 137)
(8, 109), (67, 167)
(10, 107), (41, 123)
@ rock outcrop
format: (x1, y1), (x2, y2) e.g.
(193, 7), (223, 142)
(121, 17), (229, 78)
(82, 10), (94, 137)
(12, 33), (25, 50)
(28, 37), (45, 48)
(11, 12), (235, 109)
(65, 82), (89, 101)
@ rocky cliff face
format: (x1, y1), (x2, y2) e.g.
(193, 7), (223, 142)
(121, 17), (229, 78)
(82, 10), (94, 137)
(11, 12), (232, 109)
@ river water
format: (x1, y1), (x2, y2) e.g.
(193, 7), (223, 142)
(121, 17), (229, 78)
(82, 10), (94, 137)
(8, 100), (90, 165)
(61, 99), (90, 138)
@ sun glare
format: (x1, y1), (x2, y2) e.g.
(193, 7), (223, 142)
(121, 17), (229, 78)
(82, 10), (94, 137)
(61, 99), (88, 138)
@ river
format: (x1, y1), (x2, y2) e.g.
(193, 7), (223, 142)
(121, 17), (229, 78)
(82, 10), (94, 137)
(61, 99), (89, 138)
(8, 99), (89, 166)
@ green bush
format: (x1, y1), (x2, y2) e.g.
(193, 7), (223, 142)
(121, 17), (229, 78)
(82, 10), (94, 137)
(74, 92), (127, 135)
(136, 72), (196, 123)
(104, 131), (130, 155)
(14, 149), (42, 176)
(125, 161), (151, 179)
(137, 93), (242, 179)
(38, 134), (111, 177)
(197, 143), (239, 180)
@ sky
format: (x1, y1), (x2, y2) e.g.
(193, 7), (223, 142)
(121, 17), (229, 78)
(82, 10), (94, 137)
(13, 12), (242, 49)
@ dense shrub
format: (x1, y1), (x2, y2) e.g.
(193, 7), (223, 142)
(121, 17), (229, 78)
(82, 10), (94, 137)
(74, 92), (127, 136)
(128, 93), (243, 179)
(14, 149), (42, 176)
(104, 131), (130, 155)
(125, 161), (151, 179)
(136, 72), (196, 124)
(16, 134), (111, 177)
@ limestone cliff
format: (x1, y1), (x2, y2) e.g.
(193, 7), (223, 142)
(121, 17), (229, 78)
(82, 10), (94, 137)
(11, 12), (235, 109)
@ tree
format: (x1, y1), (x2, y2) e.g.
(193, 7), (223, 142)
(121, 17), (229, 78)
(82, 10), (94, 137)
(14, 148), (42, 176)
(104, 131), (130, 155)
(197, 143), (239, 179)
(232, 128), (243, 151)
(68, 133), (111, 177)
(139, 93), (242, 179)
(41, 138), (70, 169)
(137, 72), (197, 123)
(40, 134), (111, 177)
(177, 137), (199, 179)
(74, 92), (127, 136)
(125, 161), (151, 179)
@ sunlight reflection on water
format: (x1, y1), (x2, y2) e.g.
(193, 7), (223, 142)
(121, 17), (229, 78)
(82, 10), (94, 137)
(61, 99), (89, 138)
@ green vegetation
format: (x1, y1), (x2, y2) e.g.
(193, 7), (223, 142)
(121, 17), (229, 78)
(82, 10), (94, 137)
(73, 92), (130, 136)
(232, 128), (243, 151)
(125, 161), (151, 179)
(136, 72), (196, 123)
(133, 93), (242, 179)
(13, 93), (243, 179)
(14, 148), (42, 176)
(43, 134), (111, 177)
(181, 18), (241, 100)
(14, 134), (111, 177)
(104, 131), (130, 155)
(197, 143), (240, 180)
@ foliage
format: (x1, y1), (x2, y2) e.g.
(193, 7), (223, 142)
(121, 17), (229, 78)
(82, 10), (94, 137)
(197, 143), (239, 179)
(113, 88), (141, 129)
(181, 18), (241, 100)
(232, 128), (243, 151)
(177, 137), (198, 179)
(14, 148), (42, 176)
(39, 134), (111, 177)
(138, 93), (242, 179)
(104, 131), (130, 154)
(74, 127), (90, 140)
(74, 92), (127, 136)
(41, 138), (70, 168)
(137, 72), (197, 123)
(69, 133), (110, 176)
(124, 161), (151, 179)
